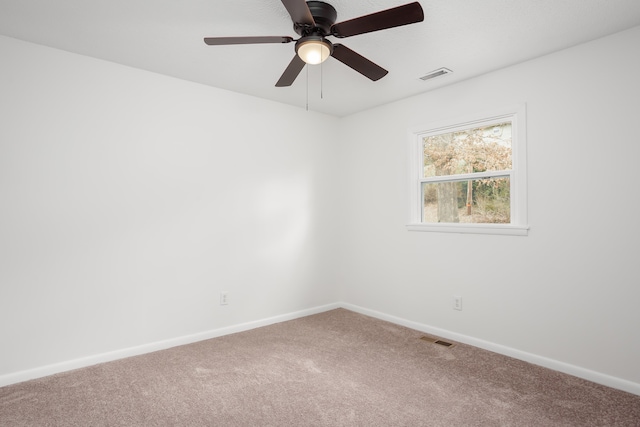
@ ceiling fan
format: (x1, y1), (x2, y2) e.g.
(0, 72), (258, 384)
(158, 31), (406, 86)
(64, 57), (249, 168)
(204, 0), (424, 87)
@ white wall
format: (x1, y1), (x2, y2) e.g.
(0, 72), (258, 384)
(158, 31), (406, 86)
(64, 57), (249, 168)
(0, 35), (340, 378)
(334, 26), (640, 390)
(2, 25), (640, 394)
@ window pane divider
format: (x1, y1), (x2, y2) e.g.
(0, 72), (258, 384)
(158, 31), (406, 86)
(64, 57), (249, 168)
(420, 170), (512, 184)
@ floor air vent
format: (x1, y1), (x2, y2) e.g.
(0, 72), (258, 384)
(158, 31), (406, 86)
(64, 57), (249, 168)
(420, 335), (455, 348)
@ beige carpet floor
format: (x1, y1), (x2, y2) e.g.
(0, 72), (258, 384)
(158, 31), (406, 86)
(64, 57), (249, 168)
(1, 308), (639, 426)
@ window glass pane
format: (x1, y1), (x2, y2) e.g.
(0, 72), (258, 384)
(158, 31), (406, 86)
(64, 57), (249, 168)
(422, 177), (510, 224)
(422, 122), (512, 178)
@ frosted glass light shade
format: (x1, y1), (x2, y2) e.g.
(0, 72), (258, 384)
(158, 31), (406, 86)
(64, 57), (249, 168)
(297, 40), (331, 65)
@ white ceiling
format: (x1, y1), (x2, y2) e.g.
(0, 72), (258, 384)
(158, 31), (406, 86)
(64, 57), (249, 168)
(1, 0), (640, 117)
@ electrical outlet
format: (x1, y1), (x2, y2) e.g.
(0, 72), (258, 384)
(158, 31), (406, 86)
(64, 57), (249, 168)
(220, 292), (229, 305)
(453, 295), (462, 311)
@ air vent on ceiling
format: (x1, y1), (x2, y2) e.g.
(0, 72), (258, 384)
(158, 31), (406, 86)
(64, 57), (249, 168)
(419, 67), (452, 81)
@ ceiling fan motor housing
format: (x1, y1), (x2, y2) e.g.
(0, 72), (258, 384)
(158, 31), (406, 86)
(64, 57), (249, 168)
(294, 1), (337, 35)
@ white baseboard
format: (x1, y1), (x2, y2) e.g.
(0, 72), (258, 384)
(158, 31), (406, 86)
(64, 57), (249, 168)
(0, 302), (340, 388)
(3, 301), (639, 397)
(340, 302), (640, 396)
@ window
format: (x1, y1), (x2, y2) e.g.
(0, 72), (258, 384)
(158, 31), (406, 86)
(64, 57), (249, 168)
(407, 105), (528, 235)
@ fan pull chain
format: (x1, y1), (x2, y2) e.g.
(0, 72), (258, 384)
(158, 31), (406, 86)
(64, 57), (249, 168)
(306, 65), (309, 111)
(321, 61), (324, 99)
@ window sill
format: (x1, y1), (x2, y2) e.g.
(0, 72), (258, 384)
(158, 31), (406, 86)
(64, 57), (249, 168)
(406, 223), (529, 236)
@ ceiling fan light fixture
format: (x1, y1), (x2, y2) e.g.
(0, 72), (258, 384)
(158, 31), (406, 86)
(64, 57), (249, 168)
(296, 37), (332, 65)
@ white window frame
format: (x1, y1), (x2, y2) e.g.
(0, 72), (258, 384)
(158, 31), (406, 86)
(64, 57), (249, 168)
(407, 104), (529, 236)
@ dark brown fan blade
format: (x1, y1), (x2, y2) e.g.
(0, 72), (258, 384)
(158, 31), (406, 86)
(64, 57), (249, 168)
(275, 55), (306, 87)
(330, 2), (424, 38)
(331, 44), (388, 81)
(280, 0), (315, 26)
(204, 36), (294, 45)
